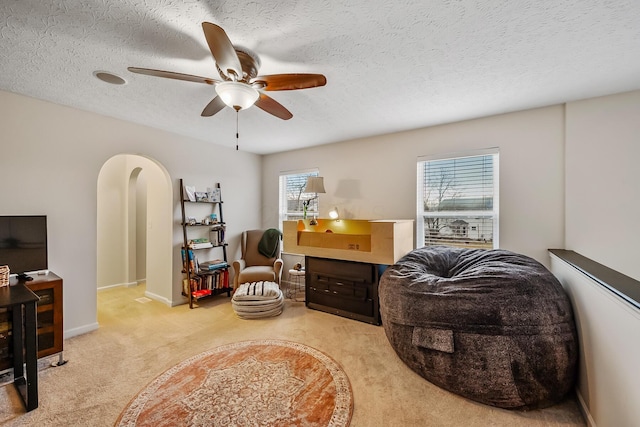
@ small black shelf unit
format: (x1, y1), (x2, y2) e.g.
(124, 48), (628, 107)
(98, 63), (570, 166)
(179, 179), (231, 309)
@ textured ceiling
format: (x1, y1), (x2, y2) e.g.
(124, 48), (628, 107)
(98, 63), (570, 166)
(1, 1), (640, 154)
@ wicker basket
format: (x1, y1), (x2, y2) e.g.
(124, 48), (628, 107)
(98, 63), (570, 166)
(0, 265), (9, 287)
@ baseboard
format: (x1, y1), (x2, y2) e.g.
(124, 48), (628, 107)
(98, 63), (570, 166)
(64, 322), (99, 339)
(144, 290), (172, 306)
(576, 389), (596, 427)
(97, 281), (139, 291)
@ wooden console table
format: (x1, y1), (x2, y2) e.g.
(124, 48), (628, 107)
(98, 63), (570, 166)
(0, 283), (39, 411)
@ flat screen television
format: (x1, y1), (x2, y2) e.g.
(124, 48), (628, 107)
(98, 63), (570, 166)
(0, 215), (48, 281)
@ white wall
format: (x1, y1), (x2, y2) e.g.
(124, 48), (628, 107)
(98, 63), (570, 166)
(263, 105), (566, 267)
(551, 254), (640, 427)
(3, 83), (638, 352)
(0, 90), (263, 337)
(565, 90), (640, 281)
(96, 154), (173, 305)
(135, 170), (147, 282)
(555, 89), (640, 425)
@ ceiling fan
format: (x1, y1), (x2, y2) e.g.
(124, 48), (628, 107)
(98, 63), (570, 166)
(128, 22), (327, 120)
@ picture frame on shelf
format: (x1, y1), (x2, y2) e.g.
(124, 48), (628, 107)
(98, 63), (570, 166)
(206, 187), (221, 202)
(195, 192), (208, 202)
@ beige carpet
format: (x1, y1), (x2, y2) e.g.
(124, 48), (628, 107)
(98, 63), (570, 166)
(0, 284), (586, 426)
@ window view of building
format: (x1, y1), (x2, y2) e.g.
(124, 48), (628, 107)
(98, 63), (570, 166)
(417, 150), (499, 249)
(278, 170), (319, 230)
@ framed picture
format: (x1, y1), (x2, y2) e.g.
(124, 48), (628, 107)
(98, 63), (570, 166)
(195, 192), (208, 202)
(206, 187), (221, 202)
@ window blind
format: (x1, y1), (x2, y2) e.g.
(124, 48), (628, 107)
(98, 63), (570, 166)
(278, 170), (319, 229)
(417, 151), (498, 249)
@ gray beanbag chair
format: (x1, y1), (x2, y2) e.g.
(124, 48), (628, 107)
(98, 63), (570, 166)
(379, 246), (577, 409)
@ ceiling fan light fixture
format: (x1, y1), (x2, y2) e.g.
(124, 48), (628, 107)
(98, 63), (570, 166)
(215, 81), (259, 110)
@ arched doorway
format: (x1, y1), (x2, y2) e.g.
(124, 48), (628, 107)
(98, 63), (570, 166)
(96, 154), (173, 304)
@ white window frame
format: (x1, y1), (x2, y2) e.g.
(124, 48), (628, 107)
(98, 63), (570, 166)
(416, 148), (499, 249)
(278, 168), (319, 231)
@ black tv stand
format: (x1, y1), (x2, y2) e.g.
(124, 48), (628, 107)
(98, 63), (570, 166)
(17, 273), (33, 282)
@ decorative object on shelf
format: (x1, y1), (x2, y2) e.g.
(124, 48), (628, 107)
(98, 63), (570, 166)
(184, 185), (196, 202)
(179, 179), (230, 309)
(302, 176), (326, 225)
(206, 188), (221, 202)
(0, 265), (9, 287)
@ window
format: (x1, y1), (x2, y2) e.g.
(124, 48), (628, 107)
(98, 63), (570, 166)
(417, 149), (499, 249)
(279, 169), (319, 230)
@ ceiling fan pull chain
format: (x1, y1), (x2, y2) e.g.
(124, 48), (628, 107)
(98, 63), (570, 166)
(236, 109), (239, 151)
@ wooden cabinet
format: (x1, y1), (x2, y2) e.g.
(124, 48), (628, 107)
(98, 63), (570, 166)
(0, 272), (64, 370)
(27, 274), (63, 360)
(305, 256), (380, 325)
(179, 179), (231, 309)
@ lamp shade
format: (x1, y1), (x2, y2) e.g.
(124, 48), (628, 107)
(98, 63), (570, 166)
(215, 81), (259, 110)
(304, 176), (326, 194)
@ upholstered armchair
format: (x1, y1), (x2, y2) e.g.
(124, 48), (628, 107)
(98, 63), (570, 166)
(232, 229), (283, 289)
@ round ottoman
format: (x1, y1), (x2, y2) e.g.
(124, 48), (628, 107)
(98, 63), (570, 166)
(379, 246), (577, 409)
(232, 281), (284, 319)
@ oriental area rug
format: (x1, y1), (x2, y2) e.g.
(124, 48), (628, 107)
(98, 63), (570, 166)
(115, 340), (353, 427)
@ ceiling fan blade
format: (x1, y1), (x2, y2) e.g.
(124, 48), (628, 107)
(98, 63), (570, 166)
(127, 67), (216, 84)
(201, 96), (226, 117)
(201, 22), (243, 80)
(255, 93), (293, 120)
(255, 74), (327, 91)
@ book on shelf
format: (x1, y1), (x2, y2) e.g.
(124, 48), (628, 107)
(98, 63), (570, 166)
(199, 259), (228, 271)
(190, 242), (213, 249)
(188, 276), (202, 293)
(222, 269), (229, 288)
(181, 249), (197, 272)
(192, 289), (212, 298)
(188, 238), (212, 249)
